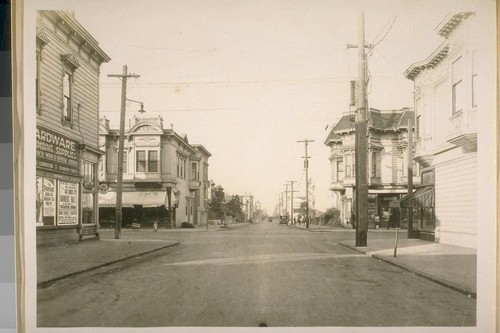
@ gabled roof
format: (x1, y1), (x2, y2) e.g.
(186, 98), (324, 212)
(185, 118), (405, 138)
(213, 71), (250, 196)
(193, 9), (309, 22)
(324, 108), (414, 146)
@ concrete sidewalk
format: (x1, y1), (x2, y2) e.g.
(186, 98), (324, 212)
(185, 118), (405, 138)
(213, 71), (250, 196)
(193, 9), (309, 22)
(37, 223), (251, 287)
(37, 238), (179, 287)
(339, 233), (477, 297)
(290, 224), (476, 297)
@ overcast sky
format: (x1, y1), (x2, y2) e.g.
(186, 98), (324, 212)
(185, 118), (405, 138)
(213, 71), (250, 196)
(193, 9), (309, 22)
(29, 0), (493, 213)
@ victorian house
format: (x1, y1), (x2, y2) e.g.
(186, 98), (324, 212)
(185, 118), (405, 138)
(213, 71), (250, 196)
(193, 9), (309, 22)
(324, 108), (418, 228)
(403, 12), (491, 248)
(98, 115), (211, 228)
(36, 11), (110, 245)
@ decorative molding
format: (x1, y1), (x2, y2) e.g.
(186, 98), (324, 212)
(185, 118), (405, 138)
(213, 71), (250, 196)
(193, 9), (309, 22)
(61, 54), (80, 69)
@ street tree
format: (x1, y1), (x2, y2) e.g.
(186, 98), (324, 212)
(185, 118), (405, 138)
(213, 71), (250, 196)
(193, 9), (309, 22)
(209, 185), (225, 220)
(225, 195), (243, 219)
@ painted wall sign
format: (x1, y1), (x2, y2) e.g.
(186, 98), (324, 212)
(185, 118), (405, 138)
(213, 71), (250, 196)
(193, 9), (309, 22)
(36, 125), (80, 176)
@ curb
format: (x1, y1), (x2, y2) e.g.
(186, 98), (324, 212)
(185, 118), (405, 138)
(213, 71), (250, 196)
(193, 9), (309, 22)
(338, 242), (476, 299)
(37, 242), (179, 289)
(288, 225), (351, 233)
(372, 254), (476, 299)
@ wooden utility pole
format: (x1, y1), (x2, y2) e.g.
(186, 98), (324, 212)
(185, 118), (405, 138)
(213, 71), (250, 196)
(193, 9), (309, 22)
(298, 139), (314, 228)
(354, 12), (369, 247)
(407, 116), (414, 238)
(283, 183), (289, 219)
(108, 65), (140, 239)
(288, 181), (298, 224)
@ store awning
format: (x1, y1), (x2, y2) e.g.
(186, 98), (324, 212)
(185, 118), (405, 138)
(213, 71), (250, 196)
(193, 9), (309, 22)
(399, 186), (434, 208)
(99, 191), (168, 208)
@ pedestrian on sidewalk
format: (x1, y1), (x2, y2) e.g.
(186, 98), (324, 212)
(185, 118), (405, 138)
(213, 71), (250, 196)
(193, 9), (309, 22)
(153, 221), (158, 231)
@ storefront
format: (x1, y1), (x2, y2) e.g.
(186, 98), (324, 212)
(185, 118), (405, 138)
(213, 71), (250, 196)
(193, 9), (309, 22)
(400, 185), (435, 241)
(36, 126), (99, 245)
(98, 190), (171, 228)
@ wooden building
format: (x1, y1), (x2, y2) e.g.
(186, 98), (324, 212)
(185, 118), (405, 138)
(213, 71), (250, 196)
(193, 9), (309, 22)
(36, 11), (110, 245)
(403, 12), (491, 248)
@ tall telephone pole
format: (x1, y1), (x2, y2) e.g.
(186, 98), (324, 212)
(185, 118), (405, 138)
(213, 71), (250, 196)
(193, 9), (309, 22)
(298, 139), (314, 228)
(354, 12), (369, 246)
(288, 180), (298, 224)
(283, 183), (289, 219)
(407, 116), (414, 238)
(108, 65), (140, 239)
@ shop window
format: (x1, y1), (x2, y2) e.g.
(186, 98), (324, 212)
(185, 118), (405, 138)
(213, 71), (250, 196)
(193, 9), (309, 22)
(81, 193), (95, 225)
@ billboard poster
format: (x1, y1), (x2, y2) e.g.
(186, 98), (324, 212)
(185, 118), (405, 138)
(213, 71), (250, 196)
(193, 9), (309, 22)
(57, 181), (78, 225)
(42, 178), (55, 217)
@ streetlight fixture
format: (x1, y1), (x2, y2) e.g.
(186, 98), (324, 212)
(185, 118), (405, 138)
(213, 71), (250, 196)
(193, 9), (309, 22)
(126, 98), (146, 114)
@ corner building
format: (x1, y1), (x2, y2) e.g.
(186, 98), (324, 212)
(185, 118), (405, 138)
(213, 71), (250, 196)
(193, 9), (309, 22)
(324, 108), (419, 229)
(403, 12), (493, 248)
(35, 11), (111, 245)
(98, 116), (211, 229)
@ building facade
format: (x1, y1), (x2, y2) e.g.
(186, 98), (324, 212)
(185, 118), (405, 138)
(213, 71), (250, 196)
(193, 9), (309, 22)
(324, 108), (419, 228)
(36, 11), (110, 245)
(98, 116), (211, 228)
(403, 12), (488, 248)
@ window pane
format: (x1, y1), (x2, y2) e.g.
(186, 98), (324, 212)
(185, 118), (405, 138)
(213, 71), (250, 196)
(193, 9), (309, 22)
(63, 72), (72, 121)
(123, 151), (127, 173)
(191, 163), (197, 180)
(137, 151), (146, 172)
(148, 151), (158, 172)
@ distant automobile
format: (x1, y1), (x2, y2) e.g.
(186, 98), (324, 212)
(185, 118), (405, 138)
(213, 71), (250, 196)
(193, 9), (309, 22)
(279, 216), (288, 224)
(268, 217), (273, 223)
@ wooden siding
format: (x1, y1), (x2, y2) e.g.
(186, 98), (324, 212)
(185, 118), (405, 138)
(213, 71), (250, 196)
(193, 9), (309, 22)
(435, 152), (477, 248)
(37, 14), (101, 149)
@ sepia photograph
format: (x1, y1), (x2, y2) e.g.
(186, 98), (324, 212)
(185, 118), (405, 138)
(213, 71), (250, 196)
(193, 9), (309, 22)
(21, 0), (497, 331)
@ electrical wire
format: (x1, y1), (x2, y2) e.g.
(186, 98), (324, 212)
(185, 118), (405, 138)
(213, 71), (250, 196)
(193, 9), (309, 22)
(371, 15), (398, 49)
